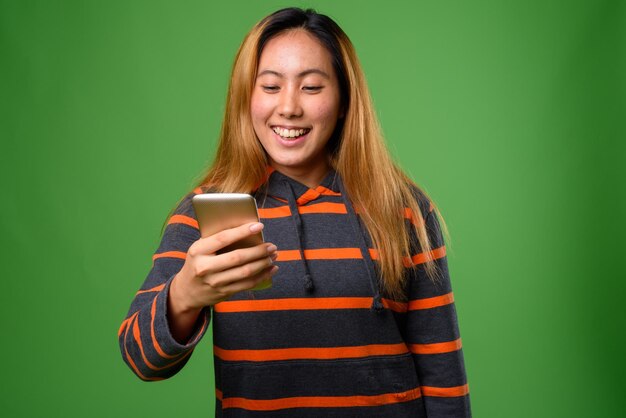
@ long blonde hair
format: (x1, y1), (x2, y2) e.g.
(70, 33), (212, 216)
(199, 8), (443, 299)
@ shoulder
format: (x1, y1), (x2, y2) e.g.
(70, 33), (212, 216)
(406, 182), (447, 245)
(160, 190), (204, 243)
(171, 185), (215, 219)
(165, 186), (211, 233)
(171, 191), (197, 219)
(407, 183), (436, 221)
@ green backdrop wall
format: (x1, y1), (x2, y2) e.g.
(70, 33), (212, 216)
(1, 0), (624, 417)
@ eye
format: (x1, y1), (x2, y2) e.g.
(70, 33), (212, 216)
(303, 86), (323, 92)
(262, 85), (280, 92)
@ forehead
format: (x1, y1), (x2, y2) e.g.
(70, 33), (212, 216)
(257, 29), (334, 74)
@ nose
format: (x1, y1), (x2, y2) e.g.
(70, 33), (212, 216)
(277, 87), (303, 119)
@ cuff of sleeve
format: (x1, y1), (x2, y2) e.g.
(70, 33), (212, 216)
(151, 276), (211, 357)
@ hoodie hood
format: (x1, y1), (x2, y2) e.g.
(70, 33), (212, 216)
(255, 169), (384, 312)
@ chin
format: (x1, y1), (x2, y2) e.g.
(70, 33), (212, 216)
(272, 159), (307, 170)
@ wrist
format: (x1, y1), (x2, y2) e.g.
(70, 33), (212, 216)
(169, 273), (201, 316)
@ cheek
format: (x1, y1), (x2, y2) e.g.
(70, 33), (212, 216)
(250, 95), (270, 123)
(312, 103), (340, 128)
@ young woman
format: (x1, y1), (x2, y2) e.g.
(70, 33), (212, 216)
(119, 7), (471, 417)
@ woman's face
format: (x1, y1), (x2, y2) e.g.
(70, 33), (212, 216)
(251, 29), (342, 184)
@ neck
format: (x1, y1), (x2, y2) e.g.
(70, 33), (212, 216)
(270, 160), (330, 189)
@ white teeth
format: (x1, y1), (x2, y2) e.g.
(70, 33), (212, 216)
(272, 127), (309, 139)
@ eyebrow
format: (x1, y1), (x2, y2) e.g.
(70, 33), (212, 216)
(256, 69), (330, 79)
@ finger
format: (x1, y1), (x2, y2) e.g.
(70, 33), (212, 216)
(192, 222), (265, 255)
(193, 243), (277, 276)
(212, 265), (278, 297)
(204, 255), (277, 289)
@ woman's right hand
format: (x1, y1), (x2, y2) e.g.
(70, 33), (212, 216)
(167, 222), (278, 342)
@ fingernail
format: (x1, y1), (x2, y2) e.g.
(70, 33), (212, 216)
(270, 252), (278, 261)
(270, 265), (279, 274)
(267, 244), (277, 253)
(249, 223), (264, 233)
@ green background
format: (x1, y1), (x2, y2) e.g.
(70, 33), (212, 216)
(1, 0), (624, 417)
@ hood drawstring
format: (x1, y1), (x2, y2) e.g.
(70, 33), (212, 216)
(337, 178), (385, 314)
(283, 180), (315, 292)
(265, 170), (383, 312)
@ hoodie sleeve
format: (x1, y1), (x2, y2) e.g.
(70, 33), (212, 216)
(405, 207), (471, 416)
(118, 193), (210, 381)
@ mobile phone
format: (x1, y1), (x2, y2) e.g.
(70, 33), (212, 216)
(192, 193), (264, 253)
(191, 193), (270, 291)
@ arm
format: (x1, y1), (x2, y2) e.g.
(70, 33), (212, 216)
(118, 194), (209, 381)
(118, 193), (279, 381)
(406, 209), (471, 417)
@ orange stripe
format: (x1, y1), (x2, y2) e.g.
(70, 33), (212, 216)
(421, 384), (469, 397)
(316, 185), (341, 196)
(132, 315), (191, 371)
(381, 298), (408, 313)
(305, 248), (362, 259)
(263, 203), (431, 219)
(135, 284), (165, 296)
(132, 315), (158, 370)
(299, 202), (347, 214)
(135, 303), (206, 370)
(215, 297), (375, 313)
(259, 202), (347, 218)
(214, 297), (425, 314)
(276, 246), (445, 265)
(409, 338), (462, 355)
(212, 296), (452, 314)
(258, 206), (291, 219)
(214, 343), (409, 362)
(275, 247), (447, 264)
(275, 249), (303, 261)
(189, 312), (209, 345)
(121, 312), (163, 381)
(411, 246), (446, 265)
(404, 208), (414, 223)
(167, 214), (199, 229)
(118, 317), (131, 337)
(371, 246), (446, 267)
(276, 248), (363, 262)
(220, 388), (421, 410)
(118, 311), (137, 338)
(152, 251), (187, 261)
(123, 337), (163, 381)
(193, 187), (203, 195)
(276, 204), (421, 220)
(407, 292), (454, 310)
(150, 296), (178, 359)
(296, 189), (321, 205)
(257, 199), (422, 223)
(403, 208), (426, 226)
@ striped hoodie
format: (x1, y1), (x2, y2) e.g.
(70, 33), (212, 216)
(119, 169), (471, 417)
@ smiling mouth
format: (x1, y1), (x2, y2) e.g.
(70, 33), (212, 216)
(272, 126), (311, 139)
